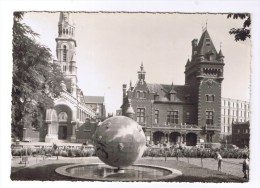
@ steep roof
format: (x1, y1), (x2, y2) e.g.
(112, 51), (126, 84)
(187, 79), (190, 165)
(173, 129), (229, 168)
(147, 83), (191, 102)
(196, 30), (218, 60)
(84, 96), (104, 103)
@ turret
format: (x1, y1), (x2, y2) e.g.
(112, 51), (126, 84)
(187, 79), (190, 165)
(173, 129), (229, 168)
(125, 101), (135, 119)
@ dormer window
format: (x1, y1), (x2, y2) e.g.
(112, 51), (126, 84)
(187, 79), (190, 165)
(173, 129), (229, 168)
(136, 91), (140, 98)
(206, 38), (211, 46)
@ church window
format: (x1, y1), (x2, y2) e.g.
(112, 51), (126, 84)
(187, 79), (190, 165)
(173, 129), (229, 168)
(63, 45), (67, 61)
(137, 108), (145, 123)
(206, 111), (214, 125)
(66, 29), (68, 34)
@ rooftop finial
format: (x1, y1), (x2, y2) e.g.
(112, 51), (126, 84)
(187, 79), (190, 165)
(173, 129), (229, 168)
(206, 18), (208, 30)
(220, 41), (222, 50)
(140, 62), (144, 71)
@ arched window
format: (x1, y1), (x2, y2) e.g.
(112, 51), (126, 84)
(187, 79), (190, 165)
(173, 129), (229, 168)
(63, 45), (67, 62)
(58, 112), (68, 122)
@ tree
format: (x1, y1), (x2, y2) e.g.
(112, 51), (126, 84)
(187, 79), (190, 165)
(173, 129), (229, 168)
(12, 12), (64, 139)
(227, 14), (251, 41)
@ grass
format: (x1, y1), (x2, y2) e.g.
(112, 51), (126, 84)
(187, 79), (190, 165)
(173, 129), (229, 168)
(11, 156), (248, 182)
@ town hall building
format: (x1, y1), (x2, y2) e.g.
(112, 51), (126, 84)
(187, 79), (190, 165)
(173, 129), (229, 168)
(121, 29), (225, 146)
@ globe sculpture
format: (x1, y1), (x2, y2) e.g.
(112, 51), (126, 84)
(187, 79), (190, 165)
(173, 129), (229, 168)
(93, 116), (146, 168)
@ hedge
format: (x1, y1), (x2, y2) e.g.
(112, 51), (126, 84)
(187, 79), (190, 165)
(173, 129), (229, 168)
(142, 147), (249, 159)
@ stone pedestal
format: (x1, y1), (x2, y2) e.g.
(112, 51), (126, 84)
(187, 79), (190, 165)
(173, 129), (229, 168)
(45, 122), (58, 143)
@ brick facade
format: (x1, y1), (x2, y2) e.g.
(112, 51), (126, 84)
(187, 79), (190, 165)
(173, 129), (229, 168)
(121, 29), (224, 146)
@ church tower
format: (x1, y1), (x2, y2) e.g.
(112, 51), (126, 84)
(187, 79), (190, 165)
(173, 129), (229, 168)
(55, 12), (78, 98)
(185, 29), (225, 142)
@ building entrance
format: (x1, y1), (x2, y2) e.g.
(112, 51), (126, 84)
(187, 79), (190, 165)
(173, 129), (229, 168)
(58, 125), (67, 140)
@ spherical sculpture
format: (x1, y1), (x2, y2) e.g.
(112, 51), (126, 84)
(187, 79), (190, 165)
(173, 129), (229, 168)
(93, 116), (146, 168)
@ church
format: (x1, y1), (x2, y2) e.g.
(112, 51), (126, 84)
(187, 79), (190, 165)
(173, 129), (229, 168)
(121, 29), (225, 146)
(22, 12), (104, 143)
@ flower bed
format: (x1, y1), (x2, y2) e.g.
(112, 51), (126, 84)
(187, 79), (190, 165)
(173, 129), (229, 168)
(11, 146), (95, 157)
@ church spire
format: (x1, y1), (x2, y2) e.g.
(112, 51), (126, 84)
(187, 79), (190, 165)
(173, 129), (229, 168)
(58, 12), (75, 39)
(55, 12), (78, 98)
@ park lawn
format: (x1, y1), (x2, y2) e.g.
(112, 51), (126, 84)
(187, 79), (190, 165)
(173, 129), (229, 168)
(11, 156), (248, 182)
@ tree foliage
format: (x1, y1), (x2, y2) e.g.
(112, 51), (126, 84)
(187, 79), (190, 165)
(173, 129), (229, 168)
(227, 13), (251, 41)
(12, 12), (64, 139)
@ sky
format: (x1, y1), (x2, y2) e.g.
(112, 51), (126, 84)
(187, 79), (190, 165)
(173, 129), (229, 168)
(22, 12), (251, 114)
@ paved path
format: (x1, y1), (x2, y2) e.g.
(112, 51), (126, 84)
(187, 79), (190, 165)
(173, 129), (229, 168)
(142, 157), (245, 178)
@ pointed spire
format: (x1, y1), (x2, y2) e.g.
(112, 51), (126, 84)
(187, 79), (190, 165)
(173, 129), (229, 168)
(186, 58), (191, 64)
(196, 29), (217, 61)
(218, 49), (224, 58)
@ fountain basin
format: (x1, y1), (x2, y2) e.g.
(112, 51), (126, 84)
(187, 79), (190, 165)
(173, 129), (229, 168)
(55, 163), (182, 181)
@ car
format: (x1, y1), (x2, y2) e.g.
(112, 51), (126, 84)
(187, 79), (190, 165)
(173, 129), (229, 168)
(222, 144), (239, 150)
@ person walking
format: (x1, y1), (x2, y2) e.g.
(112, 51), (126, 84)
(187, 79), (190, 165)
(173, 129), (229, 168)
(242, 153), (249, 179)
(215, 152), (223, 171)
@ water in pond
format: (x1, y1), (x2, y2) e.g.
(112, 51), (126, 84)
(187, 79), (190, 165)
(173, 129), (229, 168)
(66, 164), (173, 180)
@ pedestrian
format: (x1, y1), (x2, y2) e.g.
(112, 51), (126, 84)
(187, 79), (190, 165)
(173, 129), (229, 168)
(242, 153), (249, 179)
(215, 152), (223, 171)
